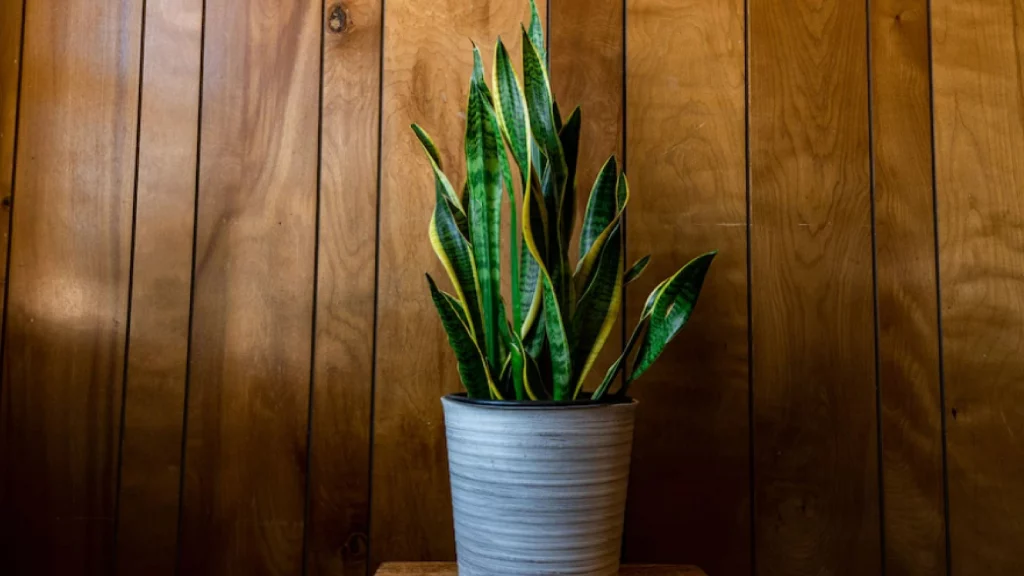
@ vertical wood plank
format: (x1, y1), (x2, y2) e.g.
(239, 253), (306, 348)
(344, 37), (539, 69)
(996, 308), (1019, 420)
(305, 0), (381, 574)
(178, 0), (322, 572)
(749, 0), (881, 574)
(548, 0), (624, 393)
(932, 0), (1024, 572)
(0, 0), (23, 317)
(369, 1), (544, 570)
(623, 0), (750, 573)
(869, 0), (947, 573)
(114, 0), (203, 573)
(0, 0), (142, 573)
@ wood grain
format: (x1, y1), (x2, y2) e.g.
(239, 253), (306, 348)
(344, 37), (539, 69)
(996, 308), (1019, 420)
(548, 0), (623, 393)
(0, 0), (23, 320)
(0, 0), (142, 573)
(369, 0), (544, 571)
(114, 1), (203, 573)
(869, 0), (946, 573)
(932, 0), (1024, 572)
(177, 0), (322, 573)
(375, 562), (706, 575)
(749, 0), (881, 574)
(623, 0), (750, 574)
(305, 0), (381, 574)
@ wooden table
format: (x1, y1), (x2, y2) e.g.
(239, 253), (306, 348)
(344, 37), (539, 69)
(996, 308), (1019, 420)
(376, 563), (706, 575)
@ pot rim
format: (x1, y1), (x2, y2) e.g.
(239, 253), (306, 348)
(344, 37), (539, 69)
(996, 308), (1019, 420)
(442, 392), (635, 409)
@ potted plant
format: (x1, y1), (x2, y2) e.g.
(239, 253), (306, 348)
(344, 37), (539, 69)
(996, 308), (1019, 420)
(415, 2), (716, 573)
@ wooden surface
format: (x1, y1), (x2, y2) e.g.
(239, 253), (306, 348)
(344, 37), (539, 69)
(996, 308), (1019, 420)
(869, 0), (946, 574)
(375, 563), (706, 575)
(0, 0), (22, 321)
(623, 0), (750, 574)
(0, 0), (142, 573)
(114, 0), (203, 573)
(305, 0), (382, 573)
(932, 0), (1024, 573)
(369, 0), (545, 571)
(177, 0), (322, 573)
(749, 0), (881, 574)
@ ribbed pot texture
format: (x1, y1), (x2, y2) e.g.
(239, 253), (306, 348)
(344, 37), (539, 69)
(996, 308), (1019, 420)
(441, 394), (638, 576)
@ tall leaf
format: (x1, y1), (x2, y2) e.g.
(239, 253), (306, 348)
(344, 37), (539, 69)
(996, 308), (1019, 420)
(571, 222), (622, 397)
(426, 274), (498, 399)
(558, 106), (582, 261)
(591, 316), (647, 400)
(578, 156), (618, 257)
(429, 187), (485, 340)
(575, 168), (629, 295)
(624, 255), (651, 285)
(521, 26), (564, 182)
(466, 82), (503, 371)
(626, 251), (717, 387)
(492, 38), (531, 178)
(412, 124), (466, 227)
(528, 0), (546, 65)
(541, 274), (572, 400)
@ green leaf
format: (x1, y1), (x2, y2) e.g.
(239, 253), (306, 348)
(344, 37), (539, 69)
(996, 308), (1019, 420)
(627, 251), (718, 387)
(528, 0), (546, 65)
(521, 26), (563, 178)
(429, 187), (484, 341)
(553, 101), (563, 133)
(558, 106), (582, 256)
(501, 317), (527, 400)
(524, 351), (547, 400)
(575, 165), (629, 296)
(471, 44), (492, 103)
(571, 222), (623, 397)
(624, 255), (651, 284)
(412, 123), (444, 168)
(412, 124), (465, 222)
(426, 274), (498, 399)
(579, 156), (618, 258)
(591, 316), (647, 400)
(492, 38), (532, 179)
(541, 274), (572, 400)
(466, 82), (504, 371)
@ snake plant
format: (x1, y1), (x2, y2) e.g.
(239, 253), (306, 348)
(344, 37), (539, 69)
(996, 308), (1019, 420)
(419, 0), (716, 401)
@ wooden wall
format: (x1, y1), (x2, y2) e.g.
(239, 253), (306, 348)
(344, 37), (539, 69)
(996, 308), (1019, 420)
(0, 0), (1022, 574)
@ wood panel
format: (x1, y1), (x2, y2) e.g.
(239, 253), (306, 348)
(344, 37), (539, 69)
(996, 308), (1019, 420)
(932, 0), (1024, 572)
(178, 0), (322, 572)
(369, 0), (544, 570)
(869, 0), (946, 573)
(305, 0), (381, 574)
(749, 0), (880, 574)
(623, 0), (750, 574)
(0, 0), (142, 573)
(0, 0), (23, 318)
(548, 0), (623, 393)
(114, 0), (204, 573)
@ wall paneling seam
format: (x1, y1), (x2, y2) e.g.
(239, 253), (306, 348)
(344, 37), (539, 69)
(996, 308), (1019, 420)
(301, 0), (330, 573)
(0, 0), (27, 411)
(174, 0), (209, 571)
(864, 0), (887, 571)
(924, 0), (952, 571)
(112, 0), (150, 566)
(364, 0), (388, 571)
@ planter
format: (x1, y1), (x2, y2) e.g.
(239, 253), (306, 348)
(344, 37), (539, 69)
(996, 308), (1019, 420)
(441, 393), (638, 575)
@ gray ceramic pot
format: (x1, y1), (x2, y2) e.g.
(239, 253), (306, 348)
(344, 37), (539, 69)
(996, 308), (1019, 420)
(441, 394), (638, 575)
